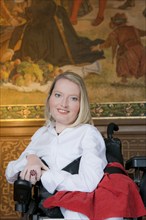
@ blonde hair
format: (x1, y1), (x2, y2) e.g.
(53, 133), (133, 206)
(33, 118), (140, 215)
(45, 72), (93, 126)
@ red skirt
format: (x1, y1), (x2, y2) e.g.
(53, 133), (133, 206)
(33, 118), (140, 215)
(43, 162), (146, 220)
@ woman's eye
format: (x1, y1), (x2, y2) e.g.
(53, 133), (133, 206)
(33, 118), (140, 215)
(55, 93), (61, 98)
(71, 96), (79, 101)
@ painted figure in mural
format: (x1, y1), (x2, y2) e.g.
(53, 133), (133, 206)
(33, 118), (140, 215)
(91, 13), (146, 83)
(1, 0), (104, 66)
(92, 0), (107, 26)
(70, 0), (92, 25)
(0, 0), (19, 26)
(5, 72), (146, 219)
(58, 0), (92, 25)
(118, 0), (146, 18)
(68, 0), (107, 26)
(0, 0), (31, 61)
(0, 0), (31, 25)
(118, 0), (135, 9)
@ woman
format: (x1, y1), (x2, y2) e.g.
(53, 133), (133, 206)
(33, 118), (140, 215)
(5, 72), (146, 219)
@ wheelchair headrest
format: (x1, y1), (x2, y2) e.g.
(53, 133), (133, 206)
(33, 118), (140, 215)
(107, 123), (119, 139)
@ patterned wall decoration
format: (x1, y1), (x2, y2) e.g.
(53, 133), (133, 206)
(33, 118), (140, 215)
(0, 102), (146, 121)
(0, 138), (30, 219)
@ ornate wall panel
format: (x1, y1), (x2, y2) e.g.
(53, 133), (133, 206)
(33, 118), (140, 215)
(0, 137), (30, 220)
(0, 119), (146, 220)
(121, 135), (146, 162)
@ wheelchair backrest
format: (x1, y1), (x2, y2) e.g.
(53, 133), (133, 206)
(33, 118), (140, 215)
(104, 123), (124, 165)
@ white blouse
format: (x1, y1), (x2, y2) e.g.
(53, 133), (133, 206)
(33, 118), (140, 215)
(5, 123), (107, 194)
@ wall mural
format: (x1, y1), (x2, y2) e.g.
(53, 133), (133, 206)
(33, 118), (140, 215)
(0, 0), (146, 119)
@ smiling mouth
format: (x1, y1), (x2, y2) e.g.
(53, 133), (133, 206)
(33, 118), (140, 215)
(58, 109), (69, 113)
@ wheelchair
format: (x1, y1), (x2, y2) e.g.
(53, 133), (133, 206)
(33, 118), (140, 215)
(13, 123), (146, 220)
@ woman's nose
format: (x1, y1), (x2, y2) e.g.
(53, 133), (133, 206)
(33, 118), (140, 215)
(61, 97), (68, 107)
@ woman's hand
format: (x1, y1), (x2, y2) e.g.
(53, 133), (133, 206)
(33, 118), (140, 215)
(20, 154), (49, 185)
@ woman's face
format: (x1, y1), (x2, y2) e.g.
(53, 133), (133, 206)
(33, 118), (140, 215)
(49, 78), (80, 130)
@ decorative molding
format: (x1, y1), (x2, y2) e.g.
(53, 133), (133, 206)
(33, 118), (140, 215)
(0, 102), (146, 121)
(0, 105), (45, 121)
(90, 102), (146, 118)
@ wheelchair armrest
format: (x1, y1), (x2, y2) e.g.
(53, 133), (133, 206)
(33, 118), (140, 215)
(125, 156), (146, 170)
(125, 156), (146, 207)
(14, 179), (32, 213)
